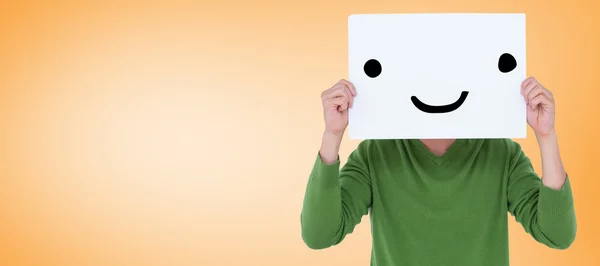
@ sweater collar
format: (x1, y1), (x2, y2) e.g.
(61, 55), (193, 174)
(406, 139), (469, 166)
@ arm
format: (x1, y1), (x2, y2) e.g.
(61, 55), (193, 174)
(300, 132), (372, 249)
(507, 134), (576, 249)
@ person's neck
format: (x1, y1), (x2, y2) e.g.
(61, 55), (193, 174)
(419, 139), (456, 157)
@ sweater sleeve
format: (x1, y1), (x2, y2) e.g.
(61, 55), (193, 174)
(300, 142), (372, 250)
(506, 143), (577, 250)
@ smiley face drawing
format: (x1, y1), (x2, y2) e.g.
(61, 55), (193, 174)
(347, 13), (527, 139)
(362, 52), (518, 114)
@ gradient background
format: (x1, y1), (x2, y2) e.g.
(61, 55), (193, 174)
(1, 0), (599, 265)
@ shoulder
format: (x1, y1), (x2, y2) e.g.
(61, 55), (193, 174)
(356, 139), (397, 152)
(481, 138), (525, 159)
(483, 138), (521, 149)
(353, 139), (378, 158)
(351, 139), (397, 160)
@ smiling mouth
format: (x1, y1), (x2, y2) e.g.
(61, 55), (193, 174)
(410, 91), (469, 113)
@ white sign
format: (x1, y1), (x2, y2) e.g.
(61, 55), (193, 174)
(348, 13), (527, 139)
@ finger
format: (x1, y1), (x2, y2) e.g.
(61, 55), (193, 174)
(344, 86), (354, 108)
(521, 77), (553, 98)
(330, 96), (349, 111)
(526, 78), (552, 98)
(527, 86), (554, 106)
(324, 81), (354, 107)
(332, 84), (352, 108)
(322, 83), (349, 100)
(521, 76), (536, 90)
(540, 86), (553, 100)
(321, 85), (337, 99)
(522, 83), (539, 103)
(529, 94), (551, 109)
(521, 78), (536, 94)
(527, 86), (545, 104)
(338, 79), (357, 96)
(325, 96), (347, 110)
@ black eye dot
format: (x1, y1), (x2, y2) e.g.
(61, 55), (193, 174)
(364, 59), (382, 78)
(498, 53), (517, 73)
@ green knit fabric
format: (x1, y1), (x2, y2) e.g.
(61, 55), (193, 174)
(301, 139), (576, 266)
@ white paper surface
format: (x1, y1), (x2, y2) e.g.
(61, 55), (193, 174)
(348, 13), (527, 139)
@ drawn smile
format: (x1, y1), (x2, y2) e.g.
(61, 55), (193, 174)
(410, 91), (469, 113)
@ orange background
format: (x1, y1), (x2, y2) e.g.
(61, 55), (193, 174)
(1, 1), (599, 265)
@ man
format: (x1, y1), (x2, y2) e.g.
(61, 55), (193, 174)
(300, 77), (576, 266)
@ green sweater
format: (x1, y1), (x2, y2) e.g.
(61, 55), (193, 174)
(301, 138), (576, 266)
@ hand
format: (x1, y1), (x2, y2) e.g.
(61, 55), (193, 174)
(321, 79), (357, 137)
(521, 77), (556, 137)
